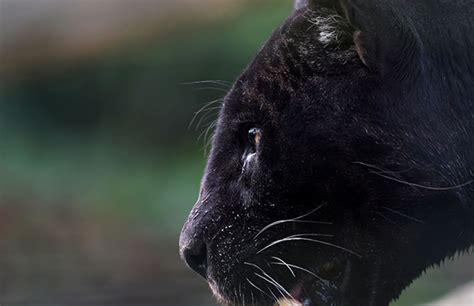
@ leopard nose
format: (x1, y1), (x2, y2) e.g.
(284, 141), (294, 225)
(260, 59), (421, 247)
(180, 240), (208, 279)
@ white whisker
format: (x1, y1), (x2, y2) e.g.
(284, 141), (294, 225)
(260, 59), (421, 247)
(257, 237), (362, 258)
(254, 204), (330, 239)
(238, 283), (245, 306)
(188, 98), (222, 130)
(245, 262), (293, 300)
(246, 278), (273, 300)
(271, 256), (296, 277)
(376, 212), (397, 225)
(265, 284), (280, 303)
(287, 233), (334, 238)
(181, 80), (232, 87)
(354, 161), (474, 191)
(254, 273), (291, 300)
(192, 86), (229, 93)
(382, 206), (424, 224)
(269, 261), (327, 283)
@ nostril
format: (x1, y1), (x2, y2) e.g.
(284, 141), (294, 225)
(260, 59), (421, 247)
(181, 242), (208, 279)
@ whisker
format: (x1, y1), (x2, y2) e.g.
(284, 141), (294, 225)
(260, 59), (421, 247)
(197, 119), (216, 141)
(373, 171), (473, 191)
(257, 237), (362, 258)
(382, 206), (424, 224)
(233, 288), (238, 305)
(254, 204), (330, 238)
(181, 80), (232, 87)
(270, 256), (296, 277)
(354, 161), (474, 191)
(188, 98), (222, 130)
(201, 121), (217, 155)
(265, 284), (280, 304)
(269, 261), (327, 283)
(244, 262), (293, 300)
(286, 233), (334, 238)
(246, 278), (273, 300)
(353, 161), (402, 174)
(376, 212), (397, 225)
(189, 86), (229, 93)
(254, 273), (291, 300)
(240, 283), (245, 306)
(353, 161), (423, 194)
(372, 168), (412, 175)
(194, 106), (221, 131)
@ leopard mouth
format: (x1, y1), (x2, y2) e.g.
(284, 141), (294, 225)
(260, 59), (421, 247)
(276, 281), (314, 305)
(210, 259), (351, 306)
(282, 277), (336, 306)
(282, 259), (372, 306)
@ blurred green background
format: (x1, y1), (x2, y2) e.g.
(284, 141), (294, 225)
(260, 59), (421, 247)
(0, 0), (472, 305)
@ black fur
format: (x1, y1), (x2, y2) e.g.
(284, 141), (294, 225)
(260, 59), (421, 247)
(180, 1), (473, 305)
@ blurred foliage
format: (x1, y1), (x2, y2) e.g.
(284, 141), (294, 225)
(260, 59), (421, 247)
(0, 1), (291, 234)
(0, 2), (290, 147)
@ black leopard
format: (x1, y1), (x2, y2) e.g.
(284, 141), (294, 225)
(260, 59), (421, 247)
(180, 0), (474, 305)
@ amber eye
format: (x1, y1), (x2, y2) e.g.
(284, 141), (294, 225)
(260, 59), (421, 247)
(247, 127), (262, 147)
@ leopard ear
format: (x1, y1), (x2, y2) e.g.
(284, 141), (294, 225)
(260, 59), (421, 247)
(339, 0), (422, 78)
(298, 0), (421, 78)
